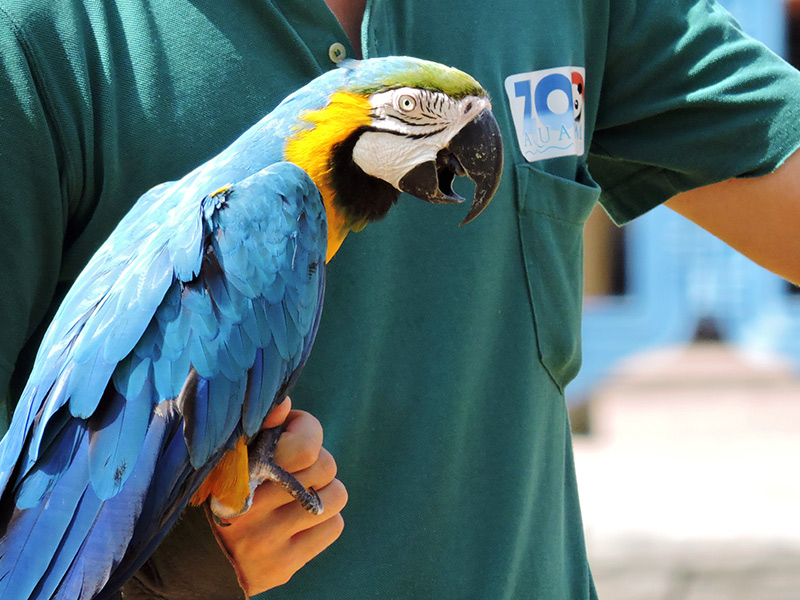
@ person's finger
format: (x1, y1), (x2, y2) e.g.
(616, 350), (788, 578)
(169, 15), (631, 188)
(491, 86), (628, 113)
(262, 396), (292, 429)
(289, 512), (345, 562)
(290, 447), (338, 490)
(272, 410), (323, 472)
(279, 476), (348, 526)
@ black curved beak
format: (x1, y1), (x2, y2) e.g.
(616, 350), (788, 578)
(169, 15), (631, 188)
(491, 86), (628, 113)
(398, 108), (503, 225)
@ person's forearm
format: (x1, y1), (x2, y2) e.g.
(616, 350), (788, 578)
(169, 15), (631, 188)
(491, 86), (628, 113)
(666, 149), (800, 285)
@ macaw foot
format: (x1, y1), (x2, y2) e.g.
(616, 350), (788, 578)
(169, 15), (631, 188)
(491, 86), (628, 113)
(209, 426), (324, 526)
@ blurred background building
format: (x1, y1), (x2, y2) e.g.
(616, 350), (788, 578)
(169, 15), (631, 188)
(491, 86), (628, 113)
(574, 2), (800, 598)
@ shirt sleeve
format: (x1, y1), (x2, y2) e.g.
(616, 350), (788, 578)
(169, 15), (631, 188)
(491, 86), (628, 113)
(0, 8), (66, 429)
(588, 0), (800, 224)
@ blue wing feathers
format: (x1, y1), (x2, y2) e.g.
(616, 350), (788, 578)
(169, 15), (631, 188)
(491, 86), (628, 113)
(238, 303), (262, 348)
(87, 385), (154, 500)
(26, 364), (73, 461)
(158, 298), (191, 362)
(183, 376), (214, 468)
(225, 320), (256, 371)
(112, 354), (150, 401)
(155, 281), (183, 325)
(103, 246), (175, 364)
(14, 413), (83, 510)
(71, 295), (120, 365)
(241, 348), (267, 437)
(265, 301), (291, 360)
(262, 271), (287, 305)
(0, 161), (327, 598)
(188, 332), (217, 381)
(192, 376), (247, 468)
(153, 344), (191, 401)
(213, 336), (242, 382)
(215, 234), (255, 296)
(283, 304), (304, 370)
(242, 341), (286, 438)
(167, 206), (205, 281)
(66, 353), (117, 419)
(250, 297), (276, 349)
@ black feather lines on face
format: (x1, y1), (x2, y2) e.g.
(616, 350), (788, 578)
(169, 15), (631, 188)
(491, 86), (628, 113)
(329, 127), (400, 228)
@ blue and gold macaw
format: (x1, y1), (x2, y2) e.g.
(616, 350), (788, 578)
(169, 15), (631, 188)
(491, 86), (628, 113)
(0, 57), (502, 599)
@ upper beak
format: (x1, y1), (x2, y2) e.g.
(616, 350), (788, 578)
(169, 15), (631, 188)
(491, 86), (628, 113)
(398, 108), (503, 225)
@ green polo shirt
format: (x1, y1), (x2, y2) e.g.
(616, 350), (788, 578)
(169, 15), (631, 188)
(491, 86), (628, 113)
(1, 1), (799, 599)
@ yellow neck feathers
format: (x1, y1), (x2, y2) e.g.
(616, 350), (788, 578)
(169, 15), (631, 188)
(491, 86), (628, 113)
(284, 92), (373, 263)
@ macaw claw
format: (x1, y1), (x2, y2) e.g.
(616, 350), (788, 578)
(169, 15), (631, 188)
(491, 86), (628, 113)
(248, 425), (324, 515)
(209, 425), (324, 526)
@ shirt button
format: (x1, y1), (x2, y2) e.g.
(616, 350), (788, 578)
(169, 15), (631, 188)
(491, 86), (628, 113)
(329, 42), (347, 63)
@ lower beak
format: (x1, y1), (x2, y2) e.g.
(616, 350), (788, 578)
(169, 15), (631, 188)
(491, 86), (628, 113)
(398, 108), (503, 225)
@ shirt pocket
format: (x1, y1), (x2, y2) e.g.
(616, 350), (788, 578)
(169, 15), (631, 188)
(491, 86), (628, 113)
(515, 163), (601, 391)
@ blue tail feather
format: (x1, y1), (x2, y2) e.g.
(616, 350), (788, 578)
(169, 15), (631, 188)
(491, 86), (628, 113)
(32, 487), (103, 600)
(0, 427), (90, 600)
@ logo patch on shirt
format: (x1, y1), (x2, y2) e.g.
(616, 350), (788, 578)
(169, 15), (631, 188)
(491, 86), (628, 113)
(505, 67), (585, 162)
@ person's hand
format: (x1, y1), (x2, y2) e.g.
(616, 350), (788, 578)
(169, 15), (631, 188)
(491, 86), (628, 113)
(211, 397), (347, 597)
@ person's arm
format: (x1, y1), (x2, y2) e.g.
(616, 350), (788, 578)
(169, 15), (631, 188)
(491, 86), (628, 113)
(666, 148), (800, 285)
(211, 397), (348, 598)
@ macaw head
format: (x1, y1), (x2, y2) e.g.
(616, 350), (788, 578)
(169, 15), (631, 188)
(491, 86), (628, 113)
(283, 57), (504, 260)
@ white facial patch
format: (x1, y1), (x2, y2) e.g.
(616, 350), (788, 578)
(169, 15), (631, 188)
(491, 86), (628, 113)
(352, 88), (491, 189)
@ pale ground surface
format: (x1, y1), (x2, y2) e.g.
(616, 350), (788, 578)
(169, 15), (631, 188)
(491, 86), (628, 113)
(572, 343), (800, 600)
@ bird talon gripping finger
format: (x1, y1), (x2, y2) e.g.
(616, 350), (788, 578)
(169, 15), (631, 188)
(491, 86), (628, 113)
(246, 426), (325, 516)
(208, 425), (324, 525)
(0, 56), (502, 600)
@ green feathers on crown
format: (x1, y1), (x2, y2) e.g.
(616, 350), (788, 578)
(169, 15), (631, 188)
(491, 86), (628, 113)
(345, 57), (487, 99)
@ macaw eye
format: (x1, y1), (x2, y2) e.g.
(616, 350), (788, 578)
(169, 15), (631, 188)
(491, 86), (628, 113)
(398, 95), (417, 112)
